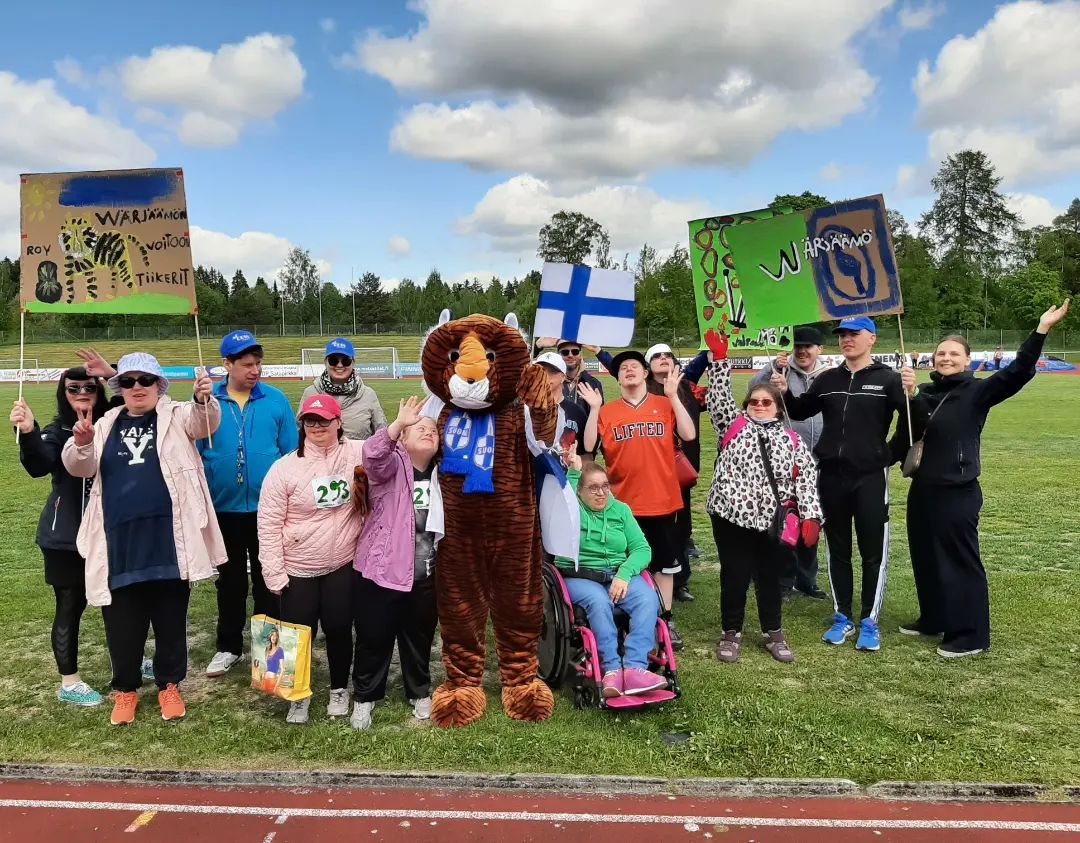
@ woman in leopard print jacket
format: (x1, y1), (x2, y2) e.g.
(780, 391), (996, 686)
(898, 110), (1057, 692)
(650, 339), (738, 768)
(703, 330), (823, 665)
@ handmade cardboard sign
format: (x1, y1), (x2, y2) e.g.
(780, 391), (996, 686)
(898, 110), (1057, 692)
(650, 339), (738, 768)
(20, 168), (196, 314)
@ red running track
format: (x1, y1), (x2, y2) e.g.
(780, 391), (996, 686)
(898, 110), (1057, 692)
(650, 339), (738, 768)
(1, 778), (1078, 841)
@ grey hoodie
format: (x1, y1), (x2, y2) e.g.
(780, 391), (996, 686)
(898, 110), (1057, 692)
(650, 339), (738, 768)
(750, 358), (828, 451)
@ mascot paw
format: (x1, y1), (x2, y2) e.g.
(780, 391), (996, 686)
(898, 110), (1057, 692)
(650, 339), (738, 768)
(502, 679), (555, 723)
(431, 684), (487, 728)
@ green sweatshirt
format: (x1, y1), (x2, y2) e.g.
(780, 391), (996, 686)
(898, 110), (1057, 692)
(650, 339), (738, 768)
(556, 469), (652, 582)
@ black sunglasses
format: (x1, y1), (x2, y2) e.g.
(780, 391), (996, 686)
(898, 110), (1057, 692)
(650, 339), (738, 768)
(559, 347), (582, 357)
(302, 416), (335, 428)
(326, 355), (353, 367)
(118, 374), (159, 389)
(65, 384), (98, 395)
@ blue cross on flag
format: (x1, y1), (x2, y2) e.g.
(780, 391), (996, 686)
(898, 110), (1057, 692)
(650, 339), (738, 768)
(534, 262), (636, 347)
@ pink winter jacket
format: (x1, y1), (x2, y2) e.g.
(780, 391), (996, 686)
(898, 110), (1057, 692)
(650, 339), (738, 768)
(257, 438), (366, 593)
(61, 396), (227, 607)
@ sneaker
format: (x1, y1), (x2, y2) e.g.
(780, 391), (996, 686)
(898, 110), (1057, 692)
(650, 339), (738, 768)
(110, 691), (138, 726)
(715, 630), (742, 663)
(621, 667), (666, 695)
(327, 688), (350, 717)
(796, 586), (829, 600)
(57, 681), (103, 707)
(158, 683), (186, 721)
(822, 613), (856, 645)
(411, 697), (432, 721)
(899, 620), (942, 637)
(937, 644), (986, 659)
(205, 651), (240, 678)
(856, 618), (881, 652)
(666, 620), (685, 652)
(601, 670), (624, 698)
(763, 630), (796, 663)
(674, 586), (695, 603)
(141, 657), (154, 682)
(286, 698), (311, 725)
(350, 700), (374, 730)
(686, 542), (701, 559)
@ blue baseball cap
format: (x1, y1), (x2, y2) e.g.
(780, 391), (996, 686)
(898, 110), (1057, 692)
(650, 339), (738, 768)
(325, 337), (355, 360)
(220, 330), (262, 358)
(832, 316), (877, 335)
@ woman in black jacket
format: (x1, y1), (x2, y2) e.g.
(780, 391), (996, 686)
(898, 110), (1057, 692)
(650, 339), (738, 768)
(11, 366), (111, 705)
(896, 300), (1070, 658)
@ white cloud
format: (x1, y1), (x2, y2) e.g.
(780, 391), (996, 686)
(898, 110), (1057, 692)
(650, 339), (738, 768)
(1006, 193), (1062, 227)
(190, 226), (332, 281)
(456, 174), (708, 258)
(818, 162), (844, 181)
(320, 18), (336, 34)
(913, 1), (1080, 187)
(53, 58), (89, 88)
(119, 33), (305, 148)
(898, 1), (944, 31)
(388, 235), (411, 256)
(352, 0), (890, 180)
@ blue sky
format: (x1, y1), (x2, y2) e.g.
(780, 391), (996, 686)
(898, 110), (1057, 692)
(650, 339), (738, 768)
(2, 0), (1078, 290)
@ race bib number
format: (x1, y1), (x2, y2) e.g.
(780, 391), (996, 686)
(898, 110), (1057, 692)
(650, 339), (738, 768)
(312, 475), (351, 509)
(413, 480), (431, 511)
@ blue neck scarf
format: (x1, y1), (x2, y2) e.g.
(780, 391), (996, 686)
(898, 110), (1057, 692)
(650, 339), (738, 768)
(441, 409), (496, 494)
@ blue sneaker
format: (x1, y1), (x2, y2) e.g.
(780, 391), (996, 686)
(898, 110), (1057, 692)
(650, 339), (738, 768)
(822, 613), (856, 645)
(856, 618), (881, 651)
(57, 681), (103, 707)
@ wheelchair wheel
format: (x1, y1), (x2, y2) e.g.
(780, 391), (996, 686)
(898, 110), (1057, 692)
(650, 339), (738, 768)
(573, 684), (598, 710)
(538, 564), (571, 688)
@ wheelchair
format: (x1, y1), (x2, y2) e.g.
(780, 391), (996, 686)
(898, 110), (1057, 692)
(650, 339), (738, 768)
(538, 561), (681, 710)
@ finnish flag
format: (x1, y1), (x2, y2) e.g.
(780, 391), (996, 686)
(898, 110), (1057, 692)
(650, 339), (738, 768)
(534, 262), (635, 347)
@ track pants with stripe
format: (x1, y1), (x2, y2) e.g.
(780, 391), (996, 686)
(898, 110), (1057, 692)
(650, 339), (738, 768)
(819, 467), (890, 622)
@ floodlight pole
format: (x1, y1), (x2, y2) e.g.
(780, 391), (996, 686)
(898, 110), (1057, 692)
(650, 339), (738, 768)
(318, 283), (324, 336)
(352, 267), (356, 335)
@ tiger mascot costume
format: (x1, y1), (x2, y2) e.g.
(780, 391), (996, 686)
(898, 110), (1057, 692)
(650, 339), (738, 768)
(422, 312), (558, 727)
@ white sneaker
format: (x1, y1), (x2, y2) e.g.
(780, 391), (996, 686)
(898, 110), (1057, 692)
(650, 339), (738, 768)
(141, 657), (154, 682)
(327, 688), (350, 717)
(411, 696), (432, 721)
(350, 701), (374, 731)
(205, 651), (240, 677)
(286, 698), (311, 725)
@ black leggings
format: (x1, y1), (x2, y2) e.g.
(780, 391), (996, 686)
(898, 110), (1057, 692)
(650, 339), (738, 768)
(52, 586), (89, 676)
(711, 515), (786, 633)
(279, 564), (353, 690)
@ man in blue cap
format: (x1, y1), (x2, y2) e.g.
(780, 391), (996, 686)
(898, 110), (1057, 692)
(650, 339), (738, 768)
(775, 316), (918, 652)
(199, 331), (298, 677)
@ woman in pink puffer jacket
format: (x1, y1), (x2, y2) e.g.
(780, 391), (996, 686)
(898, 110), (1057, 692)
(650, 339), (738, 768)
(257, 394), (366, 725)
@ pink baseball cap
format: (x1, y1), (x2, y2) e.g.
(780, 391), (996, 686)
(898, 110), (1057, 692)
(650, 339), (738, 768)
(298, 394), (342, 420)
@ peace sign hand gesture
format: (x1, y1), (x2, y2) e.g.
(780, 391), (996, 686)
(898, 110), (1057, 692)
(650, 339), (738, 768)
(72, 407), (94, 447)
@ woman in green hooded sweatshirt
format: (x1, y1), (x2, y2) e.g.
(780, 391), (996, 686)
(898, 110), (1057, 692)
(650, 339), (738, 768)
(555, 454), (664, 700)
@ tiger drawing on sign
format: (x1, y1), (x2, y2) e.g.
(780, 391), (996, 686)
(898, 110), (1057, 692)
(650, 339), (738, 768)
(58, 217), (151, 303)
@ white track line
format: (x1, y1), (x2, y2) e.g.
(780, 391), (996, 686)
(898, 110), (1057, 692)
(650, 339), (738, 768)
(0, 798), (1076, 833)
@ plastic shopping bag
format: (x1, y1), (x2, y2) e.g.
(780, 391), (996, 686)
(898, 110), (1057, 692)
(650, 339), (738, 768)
(250, 614), (312, 702)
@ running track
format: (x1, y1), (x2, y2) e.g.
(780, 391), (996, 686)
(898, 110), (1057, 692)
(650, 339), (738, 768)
(1, 779), (1078, 841)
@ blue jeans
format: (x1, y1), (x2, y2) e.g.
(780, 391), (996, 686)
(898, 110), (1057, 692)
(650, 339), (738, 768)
(564, 572), (660, 672)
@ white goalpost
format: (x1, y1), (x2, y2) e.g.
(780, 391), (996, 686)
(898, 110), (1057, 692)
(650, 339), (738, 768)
(301, 347), (401, 379)
(0, 357), (41, 380)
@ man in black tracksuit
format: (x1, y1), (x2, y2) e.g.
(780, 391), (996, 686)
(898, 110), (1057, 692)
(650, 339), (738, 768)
(778, 316), (918, 651)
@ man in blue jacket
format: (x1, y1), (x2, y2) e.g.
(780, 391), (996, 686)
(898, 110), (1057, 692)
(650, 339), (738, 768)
(199, 331), (298, 677)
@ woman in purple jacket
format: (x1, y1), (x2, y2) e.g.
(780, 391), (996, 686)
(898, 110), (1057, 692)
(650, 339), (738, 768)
(350, 396), (443, 730)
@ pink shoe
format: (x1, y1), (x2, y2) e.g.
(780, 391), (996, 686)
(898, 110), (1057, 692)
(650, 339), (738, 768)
(601, 670), (624, 698)
(621, 667), (667, 696)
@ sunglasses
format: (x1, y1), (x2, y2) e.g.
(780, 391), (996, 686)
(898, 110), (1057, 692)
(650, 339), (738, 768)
(65, 384), (98, 395)
(326, 355), (353, 367)
(118, 374), (159, 389)
(748, 398), (776, 408)
(651, 352), (675, 360)
(583, 483), (611, 494)
(302, 416), (335, 428)
(559, 347), (582, 357)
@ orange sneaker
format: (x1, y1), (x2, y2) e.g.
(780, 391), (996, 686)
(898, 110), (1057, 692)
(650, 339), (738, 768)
(110, 691), (138, 725)
(158, 683), (186, 721)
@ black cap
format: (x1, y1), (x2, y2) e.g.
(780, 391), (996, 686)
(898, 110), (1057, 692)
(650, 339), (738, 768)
(610, 350), (649, 375)
(793, 326), (825, 346)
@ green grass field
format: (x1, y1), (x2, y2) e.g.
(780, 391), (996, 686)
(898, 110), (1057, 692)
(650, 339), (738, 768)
(0, 370), (1077, 785)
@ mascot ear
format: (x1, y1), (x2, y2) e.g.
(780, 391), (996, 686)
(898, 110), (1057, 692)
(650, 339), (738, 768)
(503, 312), (519, 329)
(438, 309), (452, 327)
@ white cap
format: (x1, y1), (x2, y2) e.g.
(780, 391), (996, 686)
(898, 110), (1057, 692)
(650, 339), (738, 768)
(535, 351), (567, 375)
(645, 343), (673, 362)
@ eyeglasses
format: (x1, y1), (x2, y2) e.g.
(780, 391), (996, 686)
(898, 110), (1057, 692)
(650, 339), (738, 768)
(559, 347), (582, 357)
(117, 374), (159, 389)
(583, 483), (611, 494)
(748, 398), (776, 408)
(651, 352), (675, 360)
(326, 355), (352, 367)
(302, 416), (335, 428)
(65, 384), (97, 395)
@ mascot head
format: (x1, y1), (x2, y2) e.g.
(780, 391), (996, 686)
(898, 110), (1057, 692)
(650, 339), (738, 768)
(423, 312), (530, 411)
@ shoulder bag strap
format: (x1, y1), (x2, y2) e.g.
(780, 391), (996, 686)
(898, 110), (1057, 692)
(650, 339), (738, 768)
(756, 432), (785, 508)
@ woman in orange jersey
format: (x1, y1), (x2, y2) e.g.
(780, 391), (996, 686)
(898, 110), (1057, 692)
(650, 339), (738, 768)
(582, 350), (696, 650)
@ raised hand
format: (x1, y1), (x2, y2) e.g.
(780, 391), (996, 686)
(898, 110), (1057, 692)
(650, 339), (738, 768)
(663, 370), (685, 399)
(72, 407), (94, 447)
(577, 381), (603, 410)
(581, 344), (601, 355)
(396, 395), (424, 429)
(535, 336), (559, 349)
(566, 451), (582, 472)
(704, 328), (729, 359)
(1038, 299), (1071, 334)
(75, 347), (116, 379)
(193, 369), (213, 402)
(770, 370), (788, 392)
(774, 352), (790, 372)
(9, 398), (34, 434)
(901, 366), (917, 397)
